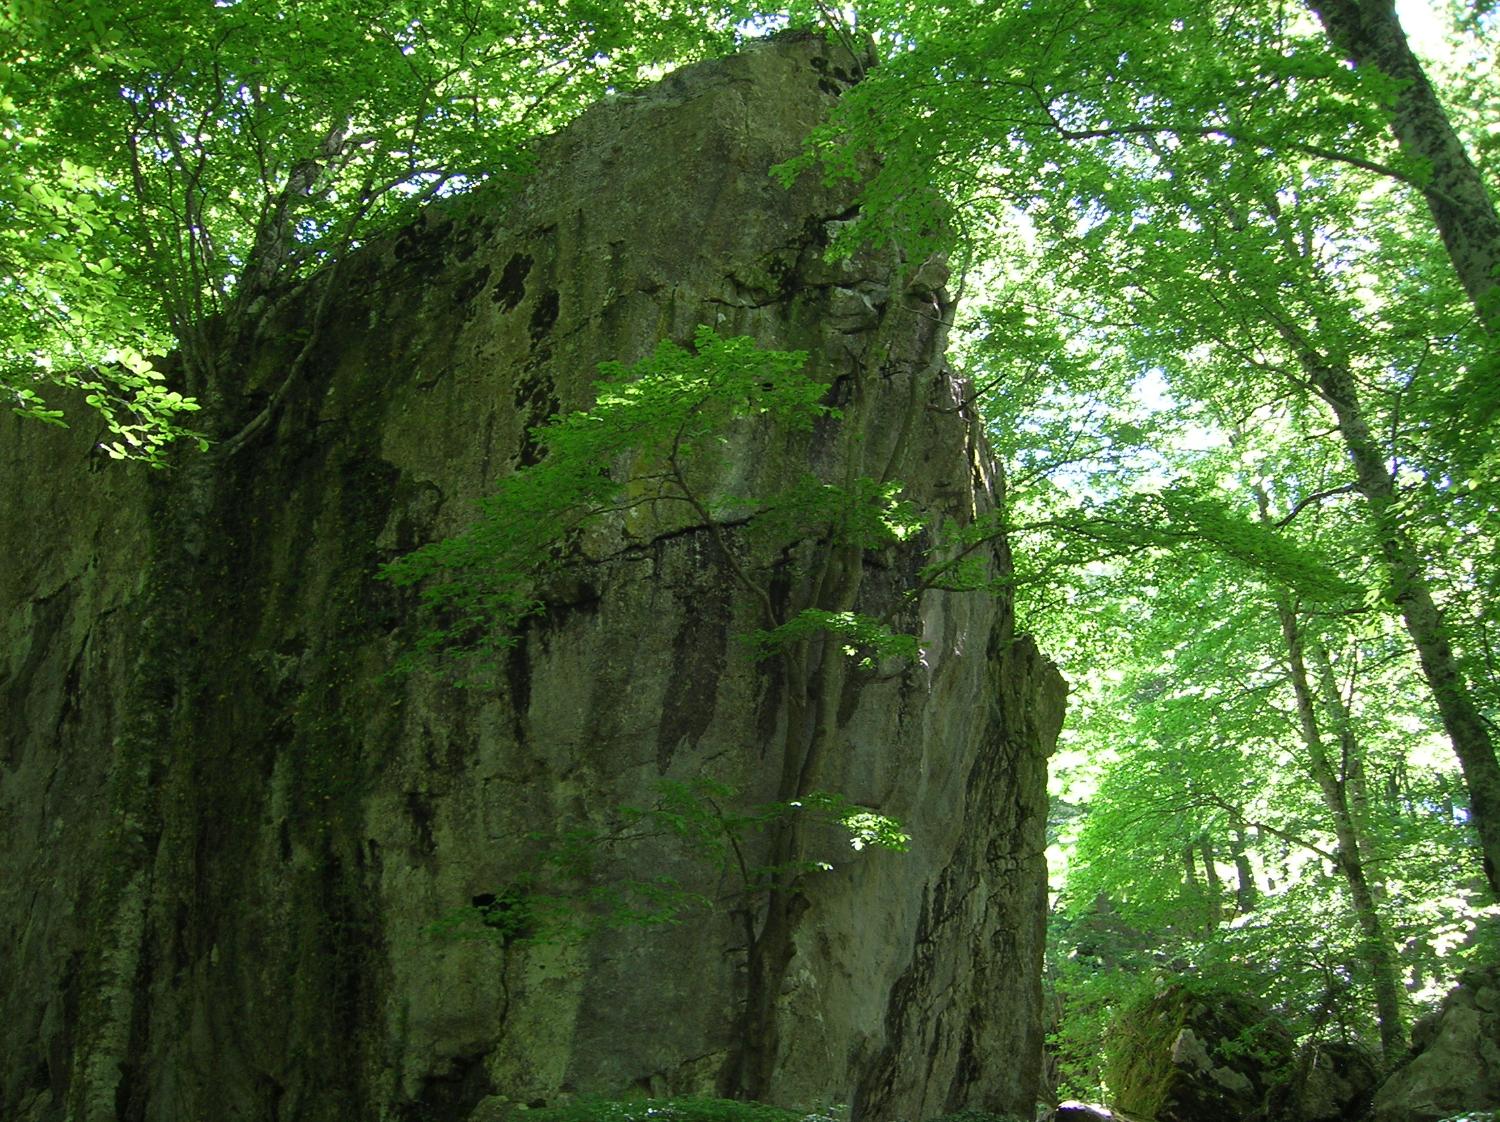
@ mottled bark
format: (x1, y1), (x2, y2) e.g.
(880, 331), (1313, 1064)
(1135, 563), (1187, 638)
(1311, 0), (1500, 333)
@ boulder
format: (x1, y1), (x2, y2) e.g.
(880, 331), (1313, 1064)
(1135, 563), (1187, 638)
(1271, 1041), (1378, 1122)
(0, 30), (1064, 1122)
(1102, 985), (1292, 1122)
(1372, 966), (1500, 1122)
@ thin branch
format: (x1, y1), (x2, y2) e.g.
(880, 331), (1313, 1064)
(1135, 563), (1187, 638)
(1024, 94), (1468, 211)
(1204, 794), (1341, 864)
(1275, 484), (1356, 528)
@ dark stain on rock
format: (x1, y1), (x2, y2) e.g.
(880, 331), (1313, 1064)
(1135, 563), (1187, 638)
(505, 635), (532, 723)
(493, 252), (534, 311)
(528, 288), (560, 343)
(393, 225), (425, 263)
(655, 548), (731, 773)
(448, 222), (481, 263)
(837, 665), (863, 728)
(393, 216), (454, 268)
(538, 575), (600, 629)
(406, 790), (437, 855)
(513, 356), (559, 467)
(398, 1049), (495, 1122)
(767, 254), (795, 297)
(453, 264), (491, 307)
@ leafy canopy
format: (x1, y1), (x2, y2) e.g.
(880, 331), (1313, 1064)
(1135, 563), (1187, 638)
(3, 0), (752, 454)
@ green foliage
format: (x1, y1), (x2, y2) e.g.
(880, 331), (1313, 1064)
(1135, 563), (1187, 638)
(747, 474), (923, 551)
(1, 127), (207, 458)
(384, 326), (937, 680)
(788, 791), (909, 854)
(796, 0), (1500, 1083)
(747, 609), (921, 668)
(429, 874), (705, 948)
(4, 0), (754, 448)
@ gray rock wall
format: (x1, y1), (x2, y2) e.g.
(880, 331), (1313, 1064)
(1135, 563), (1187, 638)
(0, 32), (1064, 1122)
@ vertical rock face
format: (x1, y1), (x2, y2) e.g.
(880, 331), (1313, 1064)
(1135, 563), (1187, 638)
(0, 32), (1065, 1122)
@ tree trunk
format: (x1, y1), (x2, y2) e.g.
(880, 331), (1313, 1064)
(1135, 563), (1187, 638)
(1251, 481), (1406, 1056)
(1310, 0), (1500, 333)
(1309, 639), (1385, 899)
(1182, 842), (1200, 893)
(1268, 584), (1407, 1057)
(1199, 833), (1224, 921)
(1270, 327), (1500, 901)
(1231, 826), (1258, 914)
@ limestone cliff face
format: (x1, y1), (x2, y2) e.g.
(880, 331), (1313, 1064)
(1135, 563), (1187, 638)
(0, 32), (1065, 1122)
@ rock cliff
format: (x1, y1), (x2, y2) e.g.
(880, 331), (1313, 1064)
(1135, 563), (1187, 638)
(0, 32), (1065, 1122)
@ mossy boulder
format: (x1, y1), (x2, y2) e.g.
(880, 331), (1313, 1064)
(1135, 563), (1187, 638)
(1102, 983), (1292, 1122)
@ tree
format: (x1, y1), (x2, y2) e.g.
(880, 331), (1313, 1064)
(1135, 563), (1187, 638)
(793, 0), (1500, 896)
(4, 0), (749, 454)
(1045, 505), (1481, 1084)
(1250, 475), (1407, 1057)
(1310, 0), (1500, 334)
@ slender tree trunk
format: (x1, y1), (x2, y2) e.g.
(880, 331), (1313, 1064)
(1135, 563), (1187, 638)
(1267, 584), (1407, 1056)
(1309, 639), (1385, 898)
(1199, 833), (1224, 920)
(1311, 0), (1500, 332)
(1248, 479), (1406, 1054)
(1231, 826), (1258, 914)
